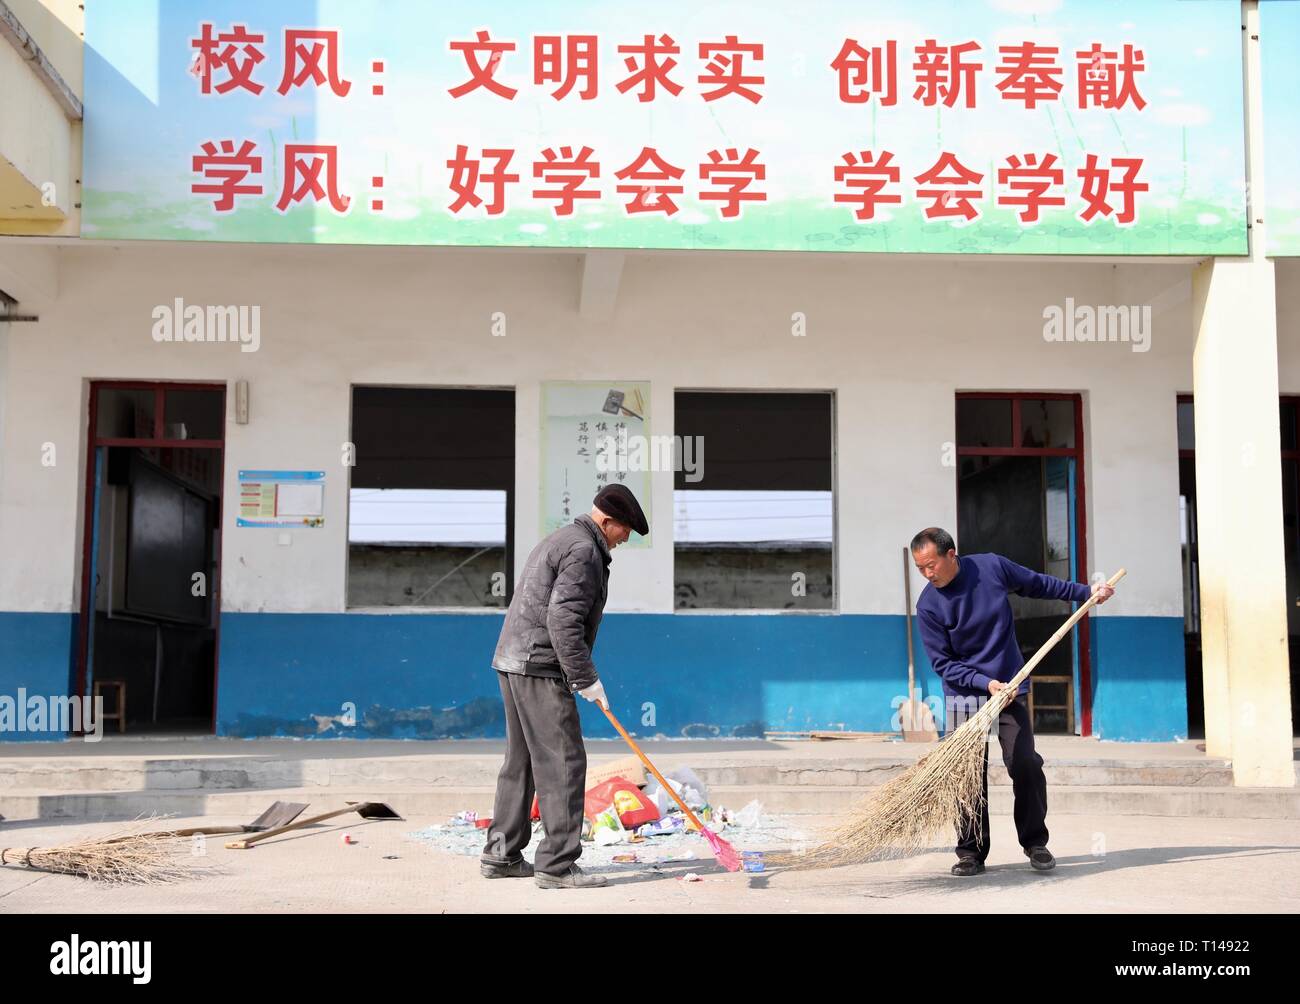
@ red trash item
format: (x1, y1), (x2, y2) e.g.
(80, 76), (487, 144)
(530, 795), (540, 821)
(474, 817), (492, 829)
(583, 776), (660, 829)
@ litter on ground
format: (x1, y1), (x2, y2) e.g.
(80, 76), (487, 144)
(407, 785), (809, 876)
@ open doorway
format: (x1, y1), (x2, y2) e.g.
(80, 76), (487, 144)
(1176, 395), (1300, 736)
(76, 382), (225, 735)
(954, 393), (1090, 735)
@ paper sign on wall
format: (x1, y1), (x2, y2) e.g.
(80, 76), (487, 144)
(540, 382), (651, 548)
(237, 470), (325, 527)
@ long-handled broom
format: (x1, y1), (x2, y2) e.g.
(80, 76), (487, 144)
(2, 818), (207, 883)
(599, 704), (742, 872)
(777, 568), (1126, 870)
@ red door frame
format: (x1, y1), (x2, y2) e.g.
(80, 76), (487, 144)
(76, 380), (227, 734)
(954, 392), (1093, 735)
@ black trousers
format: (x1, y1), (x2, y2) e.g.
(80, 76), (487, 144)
(956, 694), (1049, 861)
(481, 671), (586, 876)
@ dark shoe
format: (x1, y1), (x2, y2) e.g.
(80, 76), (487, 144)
(480, 857), (534, 879)
(950, 857), (985, 877)
(535, 865), (607, 889)
(1025, 846), (1056, 871)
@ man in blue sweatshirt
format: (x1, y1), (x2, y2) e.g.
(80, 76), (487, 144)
(910, 527), (1113, 876)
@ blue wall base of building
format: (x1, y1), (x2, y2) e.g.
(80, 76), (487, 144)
(0, 612), (79, 742)
(0, 611), (1188, 742)
(1090, 616), (1188, 742)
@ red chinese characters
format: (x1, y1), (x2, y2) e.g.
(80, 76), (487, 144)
(913, 39), (981, 108)
(192, 139), (263, 210)
(192, 23), (266, 96)
(995, 43), (1063, 109)
(278, 28), (351, 96)
(533, 146), (601, 216)
(535, 35), (599, 100)
(1077, 43), (1146, 110)
(698, 36), (764, 103)
(914, 152), (985, 221)
(1078, 155), (1147, 224)
(833, 151), (903, 221)
(449, 29), (518, 99)
(616, 34), (684, 102)
(997, 153), (1066, 223)
(831, 39), (897, 105)
(183, 21), (1163, 232)
(276, 144), (350, 213)
(448, 146), (521, 216)
(699, 148), (766, 219)
(615, 147), (685, 215)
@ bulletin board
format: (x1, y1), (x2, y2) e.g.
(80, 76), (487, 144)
(237, 470), (326, 527)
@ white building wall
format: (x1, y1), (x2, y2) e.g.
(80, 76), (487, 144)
(0, 243), (1196, 619)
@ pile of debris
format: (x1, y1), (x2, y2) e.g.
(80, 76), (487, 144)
(408, 756), (807, 873)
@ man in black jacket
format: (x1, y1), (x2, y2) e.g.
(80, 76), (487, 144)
(480, 484), (649, 889)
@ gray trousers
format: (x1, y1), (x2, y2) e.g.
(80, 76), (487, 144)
(481, 671), (587, 875)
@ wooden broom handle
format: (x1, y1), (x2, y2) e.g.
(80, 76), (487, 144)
(1005, 568), (1127, 693)
(904, 547), (916, 695)
(224, 805), (361, 849)
(600, 704), (708, 832)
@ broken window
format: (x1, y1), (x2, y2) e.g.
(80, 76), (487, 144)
(673, 391), (834, 610)
(347, 387), (514, 608)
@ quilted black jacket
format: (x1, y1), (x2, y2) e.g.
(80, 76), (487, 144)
(491, 514), (611, 692)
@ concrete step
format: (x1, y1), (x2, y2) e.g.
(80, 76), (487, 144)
(3, 782), (1297, 823)
(0, 754), (1262, 793)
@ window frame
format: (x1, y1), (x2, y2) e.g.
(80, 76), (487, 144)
(344, 383), (516, 613)
(671, 387), (838, 615)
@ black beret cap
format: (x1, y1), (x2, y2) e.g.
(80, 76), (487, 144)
(593, 484), (649, 536)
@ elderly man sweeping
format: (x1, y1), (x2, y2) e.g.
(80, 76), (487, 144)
(480, 484), (648, 889)
(910, 527), (1112, 877)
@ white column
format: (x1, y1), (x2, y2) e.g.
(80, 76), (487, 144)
(1188, 1), (1295, 786)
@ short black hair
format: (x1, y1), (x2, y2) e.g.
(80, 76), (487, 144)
(910, 527), (956, 555)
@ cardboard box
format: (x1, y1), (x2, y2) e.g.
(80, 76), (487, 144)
(585, 754), (647, 790)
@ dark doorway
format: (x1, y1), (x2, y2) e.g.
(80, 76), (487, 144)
(1178, 395), (1300, 736)
(78, 383), (225, 734)
(955, 393), (1089, 735)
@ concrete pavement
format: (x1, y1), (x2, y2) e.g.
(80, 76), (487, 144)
(1, 810), (1297, 913)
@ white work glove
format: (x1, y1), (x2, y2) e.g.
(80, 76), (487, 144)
(578, 681), (608, 709)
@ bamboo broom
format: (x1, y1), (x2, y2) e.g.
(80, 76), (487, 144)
(776, 568), (1126, 870)
(1, 818), (208, 884)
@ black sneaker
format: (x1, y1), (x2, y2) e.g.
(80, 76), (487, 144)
(480, 857), (535, 879)
(535, 864), (608, 889)
(1025, 846), (1056, 871)
(950, 857), (985, 877)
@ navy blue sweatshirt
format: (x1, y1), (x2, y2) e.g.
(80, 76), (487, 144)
(915, 553), (1091, 698)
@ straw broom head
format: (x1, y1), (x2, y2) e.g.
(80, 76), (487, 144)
(771, 569), (1126, 871)
(771, 688), (1012, 870)
(1, 818), (209, 884)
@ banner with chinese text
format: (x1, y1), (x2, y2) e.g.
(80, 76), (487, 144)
(1261, 0), (1300, 256)
(83, 0), (1247, 255)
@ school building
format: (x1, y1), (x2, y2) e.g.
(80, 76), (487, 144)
(0, 0), (1294, 788)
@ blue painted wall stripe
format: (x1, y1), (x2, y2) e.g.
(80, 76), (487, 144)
(1089, 616), (1188, 741)
(0, 612), (79, 742)
(0, 611), (1187, 742)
